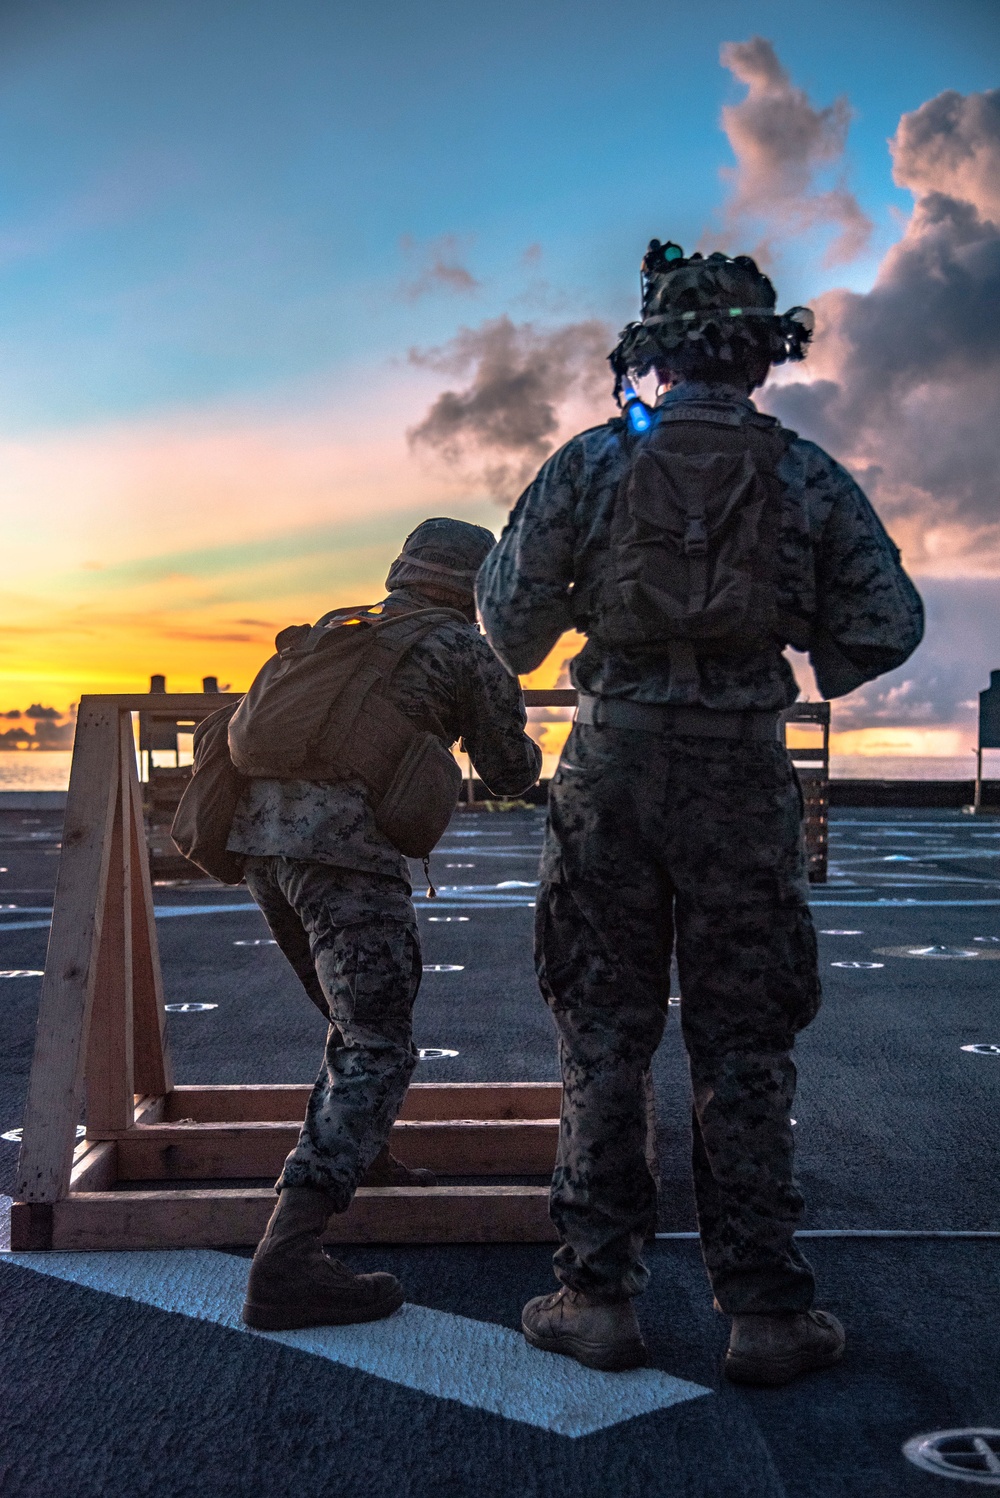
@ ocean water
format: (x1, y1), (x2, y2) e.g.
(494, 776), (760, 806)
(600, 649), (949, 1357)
(0, 751), (74, 791)
(0, 748), (988, 793)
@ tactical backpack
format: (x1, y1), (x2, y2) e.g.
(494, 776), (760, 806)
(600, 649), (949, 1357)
(597, 407), (792, 689)
(226, 604), (466, 859)
(170, 701), (247, 885)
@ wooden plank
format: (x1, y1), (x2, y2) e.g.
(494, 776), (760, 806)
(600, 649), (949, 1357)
(113, 1118), (558, 1180)
(9, 1202), (54, 1250)
(80, 692), (241, 713)
(161, 1081), (562, 1123)
(51, 1185), (556, 1249)
(133, 1094), (166, 1125)
(85, 725), (134, 1133)
(127, 730), (173, 1095)
(69, 1140), (118, 1193)
(163, 1085), (312, 1122)
(15, 703), (120, 1202)
(523, 689), (577, 707)
(400, 1083), (561, 1122)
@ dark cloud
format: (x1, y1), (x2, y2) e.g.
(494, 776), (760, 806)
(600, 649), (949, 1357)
(407, 315), (611, 499)
(717, 37), (871, 266)
(1, 709), (21, 719)
(26, 703), (62, 719)
(399, 234), (479, 301)
(763, 87), (1000, 569)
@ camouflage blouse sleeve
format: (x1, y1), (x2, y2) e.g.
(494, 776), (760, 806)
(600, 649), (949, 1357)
(796, 440), (925, 699)
(458, 633), (543, 797)
(476, 438), (583, 676)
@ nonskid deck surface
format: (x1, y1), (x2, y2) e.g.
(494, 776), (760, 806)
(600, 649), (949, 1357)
(2, 806), (999, 1496)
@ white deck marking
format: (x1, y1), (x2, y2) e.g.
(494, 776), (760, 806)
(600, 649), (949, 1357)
(2, 1250), (709, 1437)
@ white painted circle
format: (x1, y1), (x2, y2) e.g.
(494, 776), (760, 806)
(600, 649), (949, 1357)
(903, 1428), (1000, 1484)
(426, 917), (470, 923)
(496, 880), (535, 888)
(877, 944), (992, 960)
(445, 863), (474, 868)
(164, 1002), (219, 1012)
(3, 1124), (86, 1144)
(974, 937), (1000, 944)
(821, 929), (863, 936)
(962, 1044), (1000, 1056)
(0, 970), (44, 978)
(233, 939), (277, 946)
(831, 961), (884, 969)
(418, 1047), (460, 1060)
(422, 964), (465, 972)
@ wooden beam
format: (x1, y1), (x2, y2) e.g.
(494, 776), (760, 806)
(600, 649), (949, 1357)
(85, 725), (134, 1133)
(15, 702), (120, 1202)
(522, 689), (577, 707)
(127, 733), (173, 1095)
(81, 692), (242, 713)
(133, 1094), (166, 1125)
(160, 1081), (562, 1124)
(112, 1118), (557, 1180)
(400, 1083), (561, 1122)
(51, 1185), (556, 1249)
(9, 1202), (54, 1250)
(69, 1140), (118, 1193)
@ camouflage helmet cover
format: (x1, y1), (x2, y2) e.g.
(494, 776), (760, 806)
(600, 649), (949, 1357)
(608, 240), (814, 400)
(385, 516), (496, 602)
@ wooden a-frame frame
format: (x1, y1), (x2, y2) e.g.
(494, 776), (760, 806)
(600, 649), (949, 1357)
(11, 695), (558, 1251)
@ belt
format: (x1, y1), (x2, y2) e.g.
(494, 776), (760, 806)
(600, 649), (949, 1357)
(574, 693), (781, 741)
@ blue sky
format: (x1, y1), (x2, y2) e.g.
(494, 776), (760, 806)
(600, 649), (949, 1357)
(0, 0), (996, 741)
(0, 0), (995, 430)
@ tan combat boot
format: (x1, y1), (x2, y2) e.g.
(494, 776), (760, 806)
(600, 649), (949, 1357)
(724, 1310), (845, 1386)
(522, 1287), (649, 1371)
(361, 1145), (437, 1187)
(242, 1185), (404, 1331)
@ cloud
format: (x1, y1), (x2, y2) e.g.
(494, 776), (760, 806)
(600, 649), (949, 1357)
(717, 37), (871, 265)
(26, 703), (62, 719)
(407, 315), (611, 499)
(820, 578), (999, 745)
(399, 234), (479, 301)
(763, 87), (1000, 572)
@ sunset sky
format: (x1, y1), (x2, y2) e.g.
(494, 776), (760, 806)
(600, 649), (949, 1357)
(0, 0), (997, 756)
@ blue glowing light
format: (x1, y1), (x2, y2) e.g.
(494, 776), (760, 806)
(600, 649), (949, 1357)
(628, 401), (651, 433)
(621, 377), (652, 433)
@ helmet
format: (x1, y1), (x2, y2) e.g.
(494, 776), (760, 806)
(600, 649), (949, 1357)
(385, 517), (496, 603)
(608, 240), (814, 402)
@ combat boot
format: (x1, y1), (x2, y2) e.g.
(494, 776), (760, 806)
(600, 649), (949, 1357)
(724, 1310), (845, 1386)
(522, 1287), (648, 1372)
(242, 1185), (404, 1331)
(361, 1145), (437, 1187)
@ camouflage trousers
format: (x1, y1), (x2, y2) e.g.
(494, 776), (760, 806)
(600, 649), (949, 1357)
(535, 723), (820, 1314)
(243, 857), (421, 1210)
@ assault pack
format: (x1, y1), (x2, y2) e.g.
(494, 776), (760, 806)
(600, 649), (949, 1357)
(228, 604), (465, 857)
(171, 604), (466, 881)
(597, 405), (793, 688)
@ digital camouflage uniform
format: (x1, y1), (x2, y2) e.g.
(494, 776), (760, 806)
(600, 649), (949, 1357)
(229, 582), (541, 1210)
(477, 381), (924, 1312)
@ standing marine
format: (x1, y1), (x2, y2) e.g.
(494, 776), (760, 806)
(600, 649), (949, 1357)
(231, 518), (541, 1331)
(476, 242), (924, 1383)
